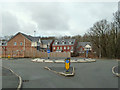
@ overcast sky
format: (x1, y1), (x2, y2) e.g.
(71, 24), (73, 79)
(0, 1), (118, 37)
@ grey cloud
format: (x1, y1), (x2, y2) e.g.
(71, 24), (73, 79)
(2, 11), (21, 36)
(21, 3), (70, 31)
(1, 2), (118, 37)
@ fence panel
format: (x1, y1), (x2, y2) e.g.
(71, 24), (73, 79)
(1, 50), (71, 58)
(24, 51), (71, 58)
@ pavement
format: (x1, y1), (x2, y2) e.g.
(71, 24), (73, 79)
(1, 58), (119, 88)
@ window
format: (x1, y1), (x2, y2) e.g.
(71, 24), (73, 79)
(69, 41), (71, 44)
(55, 40), (58, 45)
(67, 46), (69, 49)
(57, 47), (59, 50)
(64, 46), (66, 49)
(53, 47), (56, 50)
(71, 46), (73, 49)
(14, 42), (17, 46)
(71, 51), (73, 53)
(20, 42), (22, 46)
(62, 40), (65, 44)
(60, 47), (62, 50)
(80, 48), (83, 51)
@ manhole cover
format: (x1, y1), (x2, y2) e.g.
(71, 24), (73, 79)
(22, 80), (29, 82)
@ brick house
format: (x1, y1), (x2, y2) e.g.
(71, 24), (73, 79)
(7, 32), (38, 53)
(52, 39), (77, 53)
(76, 42), (92, 54)
(5, 32), (54, 57)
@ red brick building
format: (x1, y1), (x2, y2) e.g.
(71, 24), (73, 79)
(52, 39), (77, 53)
(7, 32), (37, 52)
(1, 32), (54, 57)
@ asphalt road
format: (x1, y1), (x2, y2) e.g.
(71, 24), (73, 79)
(2, 67), (19, 88)
(1, 58), (119, 88)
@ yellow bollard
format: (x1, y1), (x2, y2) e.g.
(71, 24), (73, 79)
(65, 58), (70, 72)
(8, 55), (10, 59)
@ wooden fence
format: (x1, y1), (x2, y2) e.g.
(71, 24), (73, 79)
(0, 50), (71, 58)
(24, 51), (71, 58)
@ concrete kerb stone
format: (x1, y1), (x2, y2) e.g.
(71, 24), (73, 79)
(44, 60), (54, 63)
(112, 66), (120, 77)
(2, 66), (22, 90)
(31, 58), (96, 63)
(44, 66), (75, 77)
(54, 60), (65, 63)
(31, 58), (45, 63)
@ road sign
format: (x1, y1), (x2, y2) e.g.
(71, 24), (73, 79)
(47, 50), (50, 53)
(86, 50), (88, 58)
(65, 60), (70, 71)
(86, 50), (88, 54)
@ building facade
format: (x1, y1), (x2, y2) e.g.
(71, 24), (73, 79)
(6, 32), (54, 53)
(52, 39), (77, 53)
(77, 42), (92, 53)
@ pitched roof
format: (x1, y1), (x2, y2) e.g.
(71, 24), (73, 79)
(7, 32), (41, 42)
(41, 40), (53, 45)
(20, 32), (40, 42)
(53, 39), (76, 45)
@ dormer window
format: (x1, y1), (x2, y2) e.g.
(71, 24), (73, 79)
(69, 41), (71, 44)
(68, 41), (73, 44)
(62, 40), (66, 44)
(55, 40), (58, 45)
(14, 42), (17, 46)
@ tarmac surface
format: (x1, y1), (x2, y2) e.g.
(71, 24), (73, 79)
(2, 67), (19, 88)
(49, 67), (73, 74)
(1, 58), (119, 88)
(114, 66), (118, 73)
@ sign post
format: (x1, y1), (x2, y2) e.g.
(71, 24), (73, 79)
(47, 50), (50, 59)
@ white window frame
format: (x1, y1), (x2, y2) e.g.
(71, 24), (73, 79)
(20, 42), (22, 46)
(69, 41), (71, 44)
(71, 46), (73, 49)
(80, 48), (82, 51)
(64, 46), (66, 49)
(67, 46), (69, 49)
(53, 47), (55, 50)
(55, 42), (58, 45)
(62, 40), (65, 45)
(14, 42), (17, 46)
(57, 47), (59, 50)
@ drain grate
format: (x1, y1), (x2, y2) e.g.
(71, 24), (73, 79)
(22, 80), (29, 82)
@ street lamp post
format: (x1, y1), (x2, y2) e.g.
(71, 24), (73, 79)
(99, 35), (101, 58)
(33, 30), (36, 58)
